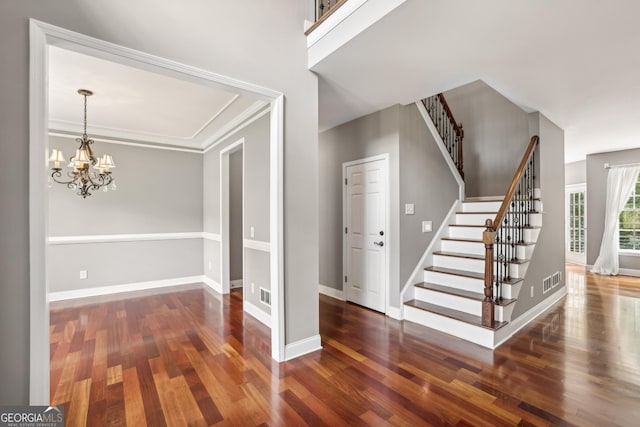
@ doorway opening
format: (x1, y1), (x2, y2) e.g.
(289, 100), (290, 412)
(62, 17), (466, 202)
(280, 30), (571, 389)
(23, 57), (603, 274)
(29, 19), (285, 404)
(566, 183), (586, 265)
(220, 139), (244, 292)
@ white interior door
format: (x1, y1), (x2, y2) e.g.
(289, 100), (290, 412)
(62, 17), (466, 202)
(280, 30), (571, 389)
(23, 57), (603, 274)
(566, 184), (586, 265)
(344, 158), (387, 312)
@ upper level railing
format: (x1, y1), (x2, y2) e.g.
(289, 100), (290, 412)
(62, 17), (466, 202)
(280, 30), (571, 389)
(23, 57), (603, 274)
(422, 94), (464, 179)
(306, 0), (350, 36)
(482, 136), (539, 328)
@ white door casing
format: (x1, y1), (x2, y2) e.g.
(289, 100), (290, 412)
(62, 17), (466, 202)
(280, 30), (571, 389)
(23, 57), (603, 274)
(344, 157), (388, 313)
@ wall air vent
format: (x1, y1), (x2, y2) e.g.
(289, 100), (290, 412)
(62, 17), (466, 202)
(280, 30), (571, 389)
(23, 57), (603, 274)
(543, 271), (562, 294)
(260, 287), (271, 306)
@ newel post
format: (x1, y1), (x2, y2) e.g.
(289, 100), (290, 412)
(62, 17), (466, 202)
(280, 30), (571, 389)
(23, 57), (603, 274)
(482, 219), (495, 328)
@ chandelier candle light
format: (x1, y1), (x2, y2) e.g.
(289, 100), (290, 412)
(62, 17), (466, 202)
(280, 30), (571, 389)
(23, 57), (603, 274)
(49, 89), (116, 198)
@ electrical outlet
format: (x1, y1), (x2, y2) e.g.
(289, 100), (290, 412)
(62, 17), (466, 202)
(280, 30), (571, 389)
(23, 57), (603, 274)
(422, 221), (432, 233)
(530, 286), (534, 298)
(250, 226), (255, 238)
(251, 282), (255, 294)
(79, 270), (88, 280)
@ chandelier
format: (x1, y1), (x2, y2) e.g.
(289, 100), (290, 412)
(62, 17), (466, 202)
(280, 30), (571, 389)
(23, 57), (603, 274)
(49, 89), (116, 198)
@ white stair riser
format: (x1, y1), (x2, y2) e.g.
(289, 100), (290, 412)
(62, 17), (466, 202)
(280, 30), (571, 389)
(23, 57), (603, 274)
(423, 270), (484, 292)
(404, 305), (494, 348)
(423, 270), (520, 300)
(441, 240), (534, 259)
(461, 201), (502, 212)
(455, 213), (542, 227)
(496, 302), (515, 322)
(462, 199), (541, 213)
(413, 287), (515, 322)
(414, 287), (481, 316)
(449, 227), (539, 242)
(433, 254), (525, 277)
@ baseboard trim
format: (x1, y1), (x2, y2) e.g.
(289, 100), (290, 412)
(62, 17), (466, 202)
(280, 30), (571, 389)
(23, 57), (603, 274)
(494, 286), (567, 348)
(49, 275), (205, 302)
(230, 279), (243, 289)
(243, 300), (271, 328)
(318, 284), (345, 301)
(619, 268), (640, 277)
(202, 276), (223, 294)
(284, 334), (322, 361)
(386, 306), (403, 320)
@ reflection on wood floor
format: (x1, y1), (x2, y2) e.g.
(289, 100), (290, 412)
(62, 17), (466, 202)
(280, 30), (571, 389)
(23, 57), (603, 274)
(50, 264), (640, 426)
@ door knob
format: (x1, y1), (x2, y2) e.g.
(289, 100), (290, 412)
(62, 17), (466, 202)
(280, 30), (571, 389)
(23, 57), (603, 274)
(374, 241), (384, 247)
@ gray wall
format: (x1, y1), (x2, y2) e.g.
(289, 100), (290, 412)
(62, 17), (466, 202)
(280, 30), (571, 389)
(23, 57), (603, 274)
(512, 113), (566, 317)
(319, 105), (400, 305)
(586, 148), (640, 270)
(0, 0), (316, 404)
(444, 80), (530, 197)
(565, 160), (586, 185)
(48, 136), (203, 235)
(230, 149), (243, 281)
(203, 114), (271, 313)
(47, 136), (203, 292)
(319, 104), (458, 310)
(398, 104), (458, 294)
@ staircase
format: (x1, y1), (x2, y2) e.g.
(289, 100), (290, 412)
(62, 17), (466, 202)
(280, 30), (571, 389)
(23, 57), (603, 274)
(406, 93), (542, 348)
(404, 195), (542, 347)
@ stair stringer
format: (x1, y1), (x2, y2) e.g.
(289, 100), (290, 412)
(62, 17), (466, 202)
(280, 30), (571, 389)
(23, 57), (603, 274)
(398, 200), (459, 315)
(415, 101), (465, 201)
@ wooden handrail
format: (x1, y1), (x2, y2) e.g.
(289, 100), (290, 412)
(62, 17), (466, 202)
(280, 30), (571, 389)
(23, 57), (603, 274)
(305, 0), (350, 36)
(481, 135), (539, 328)
(492, 136), (539, 229)
(437, 94), (464, 138)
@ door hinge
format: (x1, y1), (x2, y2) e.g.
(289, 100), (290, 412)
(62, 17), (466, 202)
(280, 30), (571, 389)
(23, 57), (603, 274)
(345, 275), (348, 283)
(345, 227), (348, 234)
(345, 178), (347, 185)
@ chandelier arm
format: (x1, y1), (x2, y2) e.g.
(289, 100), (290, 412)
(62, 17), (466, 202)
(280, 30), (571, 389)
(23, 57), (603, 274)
(50, 170), (78, 186)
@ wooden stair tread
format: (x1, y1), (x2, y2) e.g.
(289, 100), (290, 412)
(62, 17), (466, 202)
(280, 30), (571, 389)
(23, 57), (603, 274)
(404, 299), (508, 331)
(449, 224), (541, 229)
(441, 237), (536, 246)
(433, 251), (530, 264)
(456, 211), (540, 215)
(424, 266), (523, 284)
(415, 282), (517, 306)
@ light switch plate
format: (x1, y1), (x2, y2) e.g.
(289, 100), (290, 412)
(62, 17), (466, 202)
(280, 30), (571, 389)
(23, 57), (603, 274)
(405, 203), (415, 215)
(422, 221), (432, 233)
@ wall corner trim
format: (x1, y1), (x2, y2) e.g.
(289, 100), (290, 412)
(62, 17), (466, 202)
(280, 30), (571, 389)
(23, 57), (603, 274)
(318, 284), (345, 301)
(243, 239), (271, 252)
(243, 300), (271, 328)
(284, 335), (322, 361)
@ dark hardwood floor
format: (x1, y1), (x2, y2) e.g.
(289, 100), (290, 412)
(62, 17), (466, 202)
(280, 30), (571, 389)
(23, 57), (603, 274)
(50, 264), (640, 426)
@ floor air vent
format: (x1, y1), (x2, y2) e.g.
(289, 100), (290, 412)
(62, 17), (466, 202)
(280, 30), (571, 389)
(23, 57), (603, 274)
(260, 288), (271, 306)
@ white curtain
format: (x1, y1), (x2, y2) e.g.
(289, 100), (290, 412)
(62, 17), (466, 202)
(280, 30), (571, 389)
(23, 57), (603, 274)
(591, 166), (640, 275)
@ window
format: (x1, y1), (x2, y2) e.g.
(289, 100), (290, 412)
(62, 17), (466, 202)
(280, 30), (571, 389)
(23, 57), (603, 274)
(619, 176), (640, 250)
(568, 191), (585, 254)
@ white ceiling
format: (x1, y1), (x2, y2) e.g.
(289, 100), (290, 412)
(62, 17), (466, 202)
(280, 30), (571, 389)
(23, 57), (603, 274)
(313, 0), (640, 163)
(48, 46), (267, 149)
